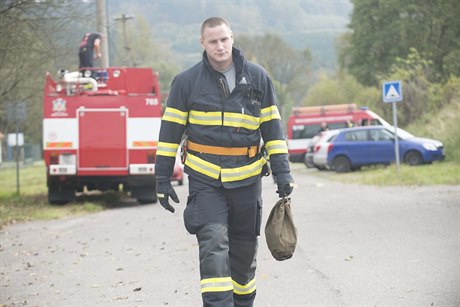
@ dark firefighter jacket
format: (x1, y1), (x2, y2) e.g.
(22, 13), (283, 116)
(155, 47), (290, 189)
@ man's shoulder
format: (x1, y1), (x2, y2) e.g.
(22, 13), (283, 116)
(90, 32), (101, 38)
(244, 60), (269, 79)
(174, 61), (204, 81)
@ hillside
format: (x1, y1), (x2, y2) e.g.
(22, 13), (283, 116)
(108, 0), (353, 70)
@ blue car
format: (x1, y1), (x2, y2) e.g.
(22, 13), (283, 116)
(327, 126), (445, 172)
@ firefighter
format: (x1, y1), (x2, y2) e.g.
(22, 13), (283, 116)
(78, 32), (102, 69)
(155, 17), (294, 306)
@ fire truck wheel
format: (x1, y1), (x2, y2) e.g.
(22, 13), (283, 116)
(48, 185), (75, 205)
(138, 198), (157, 204)
(131, 186), (158, 204)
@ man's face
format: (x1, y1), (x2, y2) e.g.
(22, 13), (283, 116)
(200, 23), (234, 70)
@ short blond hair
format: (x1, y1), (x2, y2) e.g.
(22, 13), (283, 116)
(200, 17), (231, 35)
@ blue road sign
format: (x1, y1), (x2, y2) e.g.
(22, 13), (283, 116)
(382, 80), (403, 103)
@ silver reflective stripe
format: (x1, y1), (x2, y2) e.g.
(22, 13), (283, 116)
(156, 142), (179, 157)
(224, 113), (259, 130)
(200, 277), (233, 293)
(185, 153), (221, 179)
(162, 107), (188, 125)
(260, 105), (281, 123)
(266, 140), (288, 156)
(233, 278), (256, 295)
(221, 158), (266, 182)
(189, 111), (222, 125)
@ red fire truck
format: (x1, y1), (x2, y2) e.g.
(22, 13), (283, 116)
(287, 103), (390, 163)
(43, 67), (162, 204)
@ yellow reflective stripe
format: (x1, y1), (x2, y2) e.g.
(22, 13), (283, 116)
(221, 157), (266, 182)
(189, 110), (222, 125)
(260, 105), (281, 124)
(200, 277), (233, 293)
(224, 112), (260, 130)
(156, 142), (179, 157)
(185, 153), (221, 179)
(233, 278), (256, 295)
(162, 107), (188, 125)
(265, 140), (288, 156)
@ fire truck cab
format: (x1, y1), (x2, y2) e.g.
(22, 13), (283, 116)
(43, 67), (162, 204)
(287, 103), (390, 163)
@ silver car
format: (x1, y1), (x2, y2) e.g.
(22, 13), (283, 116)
(312, 129), (341, 170)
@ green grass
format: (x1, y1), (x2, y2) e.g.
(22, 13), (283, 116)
(319, 161), (460, 186)
(0, 163), (120, 228)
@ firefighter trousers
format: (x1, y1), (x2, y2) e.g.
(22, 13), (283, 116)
(184, 176), (263, 307)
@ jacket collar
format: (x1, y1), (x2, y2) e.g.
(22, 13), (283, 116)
(203, 47), (245, 80)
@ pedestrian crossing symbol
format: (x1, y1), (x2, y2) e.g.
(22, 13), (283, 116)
(382, 80), (403, 103)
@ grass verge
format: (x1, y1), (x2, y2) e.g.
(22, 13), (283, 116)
(0, 163), (123, 228)
(315, 160), (459, 186)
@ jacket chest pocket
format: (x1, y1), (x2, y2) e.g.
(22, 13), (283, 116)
(239, 87), (263, 118)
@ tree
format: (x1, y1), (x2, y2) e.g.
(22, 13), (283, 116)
(0, 0), (91, 146)
(236, 33), (312, 121)
(381, 48), (441, 126)
(111, 14), (180, 94)
(340, 0), (460, 86)
(301, 72), (383, 116)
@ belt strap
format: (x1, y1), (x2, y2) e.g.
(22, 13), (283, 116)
(187, 140), (258, 158)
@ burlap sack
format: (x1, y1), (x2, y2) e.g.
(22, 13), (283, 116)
(265, 198), (297, 261)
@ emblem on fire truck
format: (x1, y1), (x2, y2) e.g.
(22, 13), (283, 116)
(52, 98), (67, 112)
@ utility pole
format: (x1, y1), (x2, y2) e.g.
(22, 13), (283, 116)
(114, 14), (135, 67)
(96, 0), (109, 67)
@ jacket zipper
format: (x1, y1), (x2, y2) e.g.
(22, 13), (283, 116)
(219, 77), (229, 127)
(219, 77), (229, 98)
(219, 77), (242, 134)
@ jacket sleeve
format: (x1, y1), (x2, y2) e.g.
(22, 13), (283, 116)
(154, 75), (188, 179)
(258, 72), (291, 176)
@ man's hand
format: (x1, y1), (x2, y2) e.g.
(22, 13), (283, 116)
(156, 178), (180, 213)
(276, 173), (294, 198)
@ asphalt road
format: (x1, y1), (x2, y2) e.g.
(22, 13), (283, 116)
(1, 165), (459, 307)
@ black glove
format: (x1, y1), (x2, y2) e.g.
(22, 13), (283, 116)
(276, 173), (294, 198)
(156, 177), (180, 213)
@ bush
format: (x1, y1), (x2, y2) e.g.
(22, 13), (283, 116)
(405, 76), (460, 163)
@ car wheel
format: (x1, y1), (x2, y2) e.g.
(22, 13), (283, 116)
(303, 154), (314, 168)
(405, 151), (423, 166)
(332, 156), (351, 173)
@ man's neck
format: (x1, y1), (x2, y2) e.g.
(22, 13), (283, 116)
(209, 59), (233, 72)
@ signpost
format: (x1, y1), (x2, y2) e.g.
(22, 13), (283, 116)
(382, 80), (403, 175)
(6, 102), (27, 195)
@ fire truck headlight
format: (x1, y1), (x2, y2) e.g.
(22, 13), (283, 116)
(59, 153), (76, 165)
